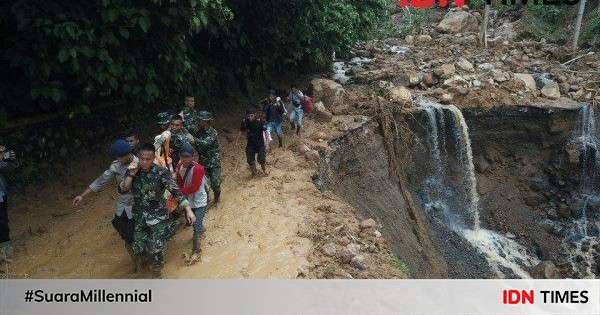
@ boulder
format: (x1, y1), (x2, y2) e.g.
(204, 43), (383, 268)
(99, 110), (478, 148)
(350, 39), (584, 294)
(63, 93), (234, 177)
(541, 82), (561, 99)
(350, 255), (367, 270)
(531, 261), (561, 279)
(405, 35), (414, 44)
(436, 10), (478, 34)
(492, 69), (509, 82)
(416, 34), (432, 44)
(388, 86), (412, 106)
(313, 101), (334, 122)
(397, 71), (422, 87)
(434, 63), (456, 79)
(359, 218), (377, 230)
(310, 78), (346, 109)
(514, 73), (537, 91)
(456, 57), (474, 72)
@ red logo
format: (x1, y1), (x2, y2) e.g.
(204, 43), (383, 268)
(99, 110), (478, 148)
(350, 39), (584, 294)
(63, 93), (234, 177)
(503, 290), (535, 304)
(397, 0), (465, 9)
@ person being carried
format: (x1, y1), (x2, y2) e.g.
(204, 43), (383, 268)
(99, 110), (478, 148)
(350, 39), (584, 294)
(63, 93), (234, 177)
(189, 111), (222, 204)
(287, 85), (305, 135)
(0, 144), (16, 263)
(175, 143), (207, 265)
(153, 112), (173, 172)
(120, 143), (195, 278)
(240, 107), (268, 177)
(73, 139), (139, 270)
(264, 90), (287, 149)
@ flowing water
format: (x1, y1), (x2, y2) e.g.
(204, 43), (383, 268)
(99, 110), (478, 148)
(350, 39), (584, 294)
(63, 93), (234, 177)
(564, 104), (600, 278)
(420, 101), (539, 278)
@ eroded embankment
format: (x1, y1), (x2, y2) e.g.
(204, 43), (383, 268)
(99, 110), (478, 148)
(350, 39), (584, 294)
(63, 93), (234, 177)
(319, 102), (599, 278)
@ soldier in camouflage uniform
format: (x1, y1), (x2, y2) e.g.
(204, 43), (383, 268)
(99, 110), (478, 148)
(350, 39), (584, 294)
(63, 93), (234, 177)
(169, 114), (194, 169)
(189, 111), (222, 204)
(180, 96), (199, 134)
(121, 143), (195, 278)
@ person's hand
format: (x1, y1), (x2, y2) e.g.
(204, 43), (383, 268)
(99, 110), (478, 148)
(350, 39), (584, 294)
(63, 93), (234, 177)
(185, 206), (196, 225)
(73, 195), (83, 207)
(186, 133), (194, 143)
(128, 160), (139, 176)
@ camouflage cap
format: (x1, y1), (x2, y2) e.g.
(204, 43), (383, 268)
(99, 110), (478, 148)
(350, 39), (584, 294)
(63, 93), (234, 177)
(197, 110), (213, 121)
(157, 112), (171, 125)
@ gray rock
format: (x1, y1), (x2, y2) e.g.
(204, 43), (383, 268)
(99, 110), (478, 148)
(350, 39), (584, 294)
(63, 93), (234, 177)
(514, 73), (537, 91)
(531, 261), (561, 279)
(313, 101), (334, 122)
(416, 34), (432, 44)
(456, 57), (474, 72)
(350, 255), (367, 270)
(360, 218), (377, 229)
(436, 10), (478, 34)
(541, 82), (561, 99)
(434, 64), (456, 79)
(388, 86), (412, 106)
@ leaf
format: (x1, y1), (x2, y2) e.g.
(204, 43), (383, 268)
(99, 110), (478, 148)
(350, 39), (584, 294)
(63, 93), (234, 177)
(58, 48), (69, 63)
(139, 16), (150, 32)
(119, 28), (129, 39)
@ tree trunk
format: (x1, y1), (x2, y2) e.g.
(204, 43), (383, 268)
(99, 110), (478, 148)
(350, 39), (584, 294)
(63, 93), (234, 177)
(481, 4), (490, 49)
(572, 0), (588, 51)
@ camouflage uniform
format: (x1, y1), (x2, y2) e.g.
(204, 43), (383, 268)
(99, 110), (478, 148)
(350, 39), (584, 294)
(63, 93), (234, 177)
(192, 126), (222, 194)
(170, 129), (191, 168)
(181, 107), (199, 133)
(128, 164), (189, 268)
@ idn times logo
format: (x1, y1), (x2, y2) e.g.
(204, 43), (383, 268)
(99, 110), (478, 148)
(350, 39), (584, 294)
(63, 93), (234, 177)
(397, 0), (581, 9)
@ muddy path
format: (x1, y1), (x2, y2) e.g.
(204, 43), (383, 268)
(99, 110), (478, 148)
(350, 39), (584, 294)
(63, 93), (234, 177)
(4, 111), (404, 279)
(6, 114), (317, 278)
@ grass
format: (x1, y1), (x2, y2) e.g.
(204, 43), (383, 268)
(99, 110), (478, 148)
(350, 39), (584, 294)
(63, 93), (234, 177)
(391, 254), (411, 274)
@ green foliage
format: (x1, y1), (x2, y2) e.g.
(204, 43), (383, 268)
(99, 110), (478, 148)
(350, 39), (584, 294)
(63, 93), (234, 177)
(522, 5), (569, 43)
(1, 0), (388, 121)
(391, 254), (410, 274)
(582, 8), (600, 47)
(395, 7), (430, 36)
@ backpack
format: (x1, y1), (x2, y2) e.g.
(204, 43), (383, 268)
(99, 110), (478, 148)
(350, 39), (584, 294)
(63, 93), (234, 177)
(302, 96), (313, 113)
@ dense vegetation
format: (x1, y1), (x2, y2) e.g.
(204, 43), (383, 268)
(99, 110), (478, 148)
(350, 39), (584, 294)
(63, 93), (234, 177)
(0, 0), (390, 125)
(0, 0), (389, 183)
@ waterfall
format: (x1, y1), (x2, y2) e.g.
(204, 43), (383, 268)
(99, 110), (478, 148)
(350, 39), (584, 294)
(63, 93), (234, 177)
(420, 101), (539, 278)
(565, 104), (599, 278)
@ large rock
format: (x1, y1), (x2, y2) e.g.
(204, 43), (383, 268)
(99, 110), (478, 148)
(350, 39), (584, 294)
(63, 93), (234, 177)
(531, 261), (561, 279)
(514, 73), (537, 91)
(313, 101), (333, 122)
(541, 82), (561, 99)
(436, 10), (478, 34)
(310, 78), (346, 110)
(387, 86), (412, 106)
(434, 64), (456, 79)
(456, 57), (474, 72)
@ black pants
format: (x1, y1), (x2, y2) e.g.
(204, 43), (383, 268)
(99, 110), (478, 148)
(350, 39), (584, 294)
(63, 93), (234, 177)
(246, 144), (266, 165)
(111, 212), (134, 244)
(0, 197), (9, 243)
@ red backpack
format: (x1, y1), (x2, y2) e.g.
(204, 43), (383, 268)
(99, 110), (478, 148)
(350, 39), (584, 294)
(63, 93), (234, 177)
(302, 96), (313, 113)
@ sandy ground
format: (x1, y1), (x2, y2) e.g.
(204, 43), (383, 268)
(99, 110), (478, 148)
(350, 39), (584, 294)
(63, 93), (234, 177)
(4, 116), (321, 279)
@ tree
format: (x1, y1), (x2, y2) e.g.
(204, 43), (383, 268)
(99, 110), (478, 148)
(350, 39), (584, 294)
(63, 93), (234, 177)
(572, 0), (588, 50)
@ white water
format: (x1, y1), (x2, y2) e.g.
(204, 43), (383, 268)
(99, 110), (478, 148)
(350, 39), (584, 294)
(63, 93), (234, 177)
(565, 104), (600, 278)
(331, 57), (372, 84)
(421, 101), (539, 278)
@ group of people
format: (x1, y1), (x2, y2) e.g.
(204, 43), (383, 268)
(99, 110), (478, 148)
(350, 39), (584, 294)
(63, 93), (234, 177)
(64, 86), (310, 278)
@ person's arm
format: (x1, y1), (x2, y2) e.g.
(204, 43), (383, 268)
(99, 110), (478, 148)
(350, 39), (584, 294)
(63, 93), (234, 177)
(162, 170), (195, 224)
(179, 165), (205, 195)
(120, 161), (139, 193)
(73, 167), (113, 206)
(193, 129), (216, 147)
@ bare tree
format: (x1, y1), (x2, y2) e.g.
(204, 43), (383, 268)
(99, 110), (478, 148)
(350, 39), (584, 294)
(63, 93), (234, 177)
(481, 3), (490, 49)
(572, 0), (588, 50)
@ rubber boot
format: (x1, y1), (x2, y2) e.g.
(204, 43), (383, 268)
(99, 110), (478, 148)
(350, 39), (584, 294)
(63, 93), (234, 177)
(279, 137), (284, 148)
(214, 190), (221, 204)
(151, 264), (163, 279)
(126, 245), (138, 273)
(0, 241), (12, 263)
